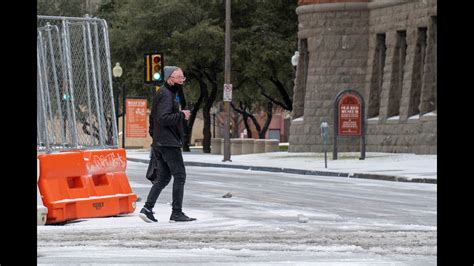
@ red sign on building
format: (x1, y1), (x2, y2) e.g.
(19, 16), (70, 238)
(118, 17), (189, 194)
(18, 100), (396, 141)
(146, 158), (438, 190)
(126, 99), (148, 138)
(338, 93), (361, 136)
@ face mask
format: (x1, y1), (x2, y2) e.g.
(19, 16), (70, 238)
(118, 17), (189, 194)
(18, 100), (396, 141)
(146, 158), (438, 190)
(172, 83), (183, 90)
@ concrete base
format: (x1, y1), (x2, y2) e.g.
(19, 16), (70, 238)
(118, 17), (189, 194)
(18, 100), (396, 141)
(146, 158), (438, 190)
(230, 138), (243, 155)
(254, 139), (266, 153)
(241, 139), (254, 154)
(211, 138), (222, 155)
(265, 139), (280, 153)
(37, 158), (48, 225)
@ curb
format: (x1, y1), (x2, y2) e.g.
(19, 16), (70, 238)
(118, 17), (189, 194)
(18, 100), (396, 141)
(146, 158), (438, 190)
(127, 157), (436, 184)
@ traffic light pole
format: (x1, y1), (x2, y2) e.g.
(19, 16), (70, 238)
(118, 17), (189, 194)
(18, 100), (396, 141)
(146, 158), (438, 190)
(223, 0), (231, 162)
(121, 80), (126, 149)
(114, 79), (120, 131)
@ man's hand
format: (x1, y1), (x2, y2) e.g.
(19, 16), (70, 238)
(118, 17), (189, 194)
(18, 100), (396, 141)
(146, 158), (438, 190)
(182, 110), (191, 120)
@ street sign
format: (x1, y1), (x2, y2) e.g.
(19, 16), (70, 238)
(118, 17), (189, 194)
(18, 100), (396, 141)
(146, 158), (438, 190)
(223, 83), (232, 102)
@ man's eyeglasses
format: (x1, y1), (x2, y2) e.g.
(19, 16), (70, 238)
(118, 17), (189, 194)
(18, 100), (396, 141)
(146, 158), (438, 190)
(171, 75), (186, 81)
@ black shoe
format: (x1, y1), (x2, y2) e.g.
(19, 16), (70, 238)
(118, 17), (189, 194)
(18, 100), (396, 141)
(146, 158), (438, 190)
(139, 208), (158, 223)
(169, 212), (196, 222)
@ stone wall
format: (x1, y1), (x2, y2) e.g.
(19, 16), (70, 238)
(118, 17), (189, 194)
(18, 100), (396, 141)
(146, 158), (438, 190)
(365, 0), (437, 154)
(289, 0), (437, 154)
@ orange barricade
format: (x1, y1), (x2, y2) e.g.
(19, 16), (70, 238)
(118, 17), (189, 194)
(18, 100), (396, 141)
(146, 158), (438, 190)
(38, 149), (137, 224)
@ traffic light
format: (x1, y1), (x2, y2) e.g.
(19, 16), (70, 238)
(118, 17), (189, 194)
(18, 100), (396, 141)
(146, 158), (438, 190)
(151, 54), (162, 81)
(144, 52), (164, 85)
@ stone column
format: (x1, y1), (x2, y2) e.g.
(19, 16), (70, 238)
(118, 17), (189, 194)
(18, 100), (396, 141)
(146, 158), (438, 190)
(289, 1), (370, 153)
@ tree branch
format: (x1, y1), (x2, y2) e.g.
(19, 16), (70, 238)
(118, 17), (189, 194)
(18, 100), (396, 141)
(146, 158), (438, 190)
(248, 113), (261, 133)
(260, 101), (273, 139)
(231, 101), (253, 138)
(230, 101), (244, 115)
(260, 90), (289, 110)
(269, 76), (292, 111)
(256, 80), (290, 110)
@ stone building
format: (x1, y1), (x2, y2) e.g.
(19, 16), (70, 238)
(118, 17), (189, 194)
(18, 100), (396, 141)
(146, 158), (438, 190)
(289, 0), (437, 154)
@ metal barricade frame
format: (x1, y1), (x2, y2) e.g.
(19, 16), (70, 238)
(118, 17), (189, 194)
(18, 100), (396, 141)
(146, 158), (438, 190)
(37, 15), (118, 153)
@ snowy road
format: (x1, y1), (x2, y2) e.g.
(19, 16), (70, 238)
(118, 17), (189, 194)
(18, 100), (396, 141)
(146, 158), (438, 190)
(37, 161), (437, 265)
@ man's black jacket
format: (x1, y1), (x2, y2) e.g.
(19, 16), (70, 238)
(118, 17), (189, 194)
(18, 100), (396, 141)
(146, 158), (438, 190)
(149, 83), (184, 147)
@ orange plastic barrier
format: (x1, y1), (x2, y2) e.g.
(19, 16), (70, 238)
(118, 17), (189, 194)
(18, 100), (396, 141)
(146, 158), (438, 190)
(38, 149), (137, 224)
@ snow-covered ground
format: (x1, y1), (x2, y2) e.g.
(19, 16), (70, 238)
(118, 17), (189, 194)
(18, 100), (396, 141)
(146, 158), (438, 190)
(128, 150), (437, 181)
(37, 162), (436, 265)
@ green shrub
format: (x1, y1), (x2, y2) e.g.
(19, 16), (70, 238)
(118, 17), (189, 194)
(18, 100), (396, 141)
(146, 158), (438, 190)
(279, 144), (289, 151)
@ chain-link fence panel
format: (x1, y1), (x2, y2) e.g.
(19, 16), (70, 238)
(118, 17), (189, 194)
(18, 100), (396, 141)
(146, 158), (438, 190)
(37, 16), (118, 153)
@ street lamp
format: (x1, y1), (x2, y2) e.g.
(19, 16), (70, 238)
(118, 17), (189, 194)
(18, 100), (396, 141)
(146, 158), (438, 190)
(113, 62), (123, 78)
(210, 106), (217, 138)
(291, 51), (299, 72)
(112, 62), (125, 149)
(112, 64), (121, 129)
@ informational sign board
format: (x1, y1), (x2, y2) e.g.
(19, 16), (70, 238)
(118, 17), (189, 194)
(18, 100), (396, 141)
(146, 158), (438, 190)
(126, 98), (147, 138)
(333, 89), (365, 160)
(223, 84), (232, 102)
(338, 93), (362, 136)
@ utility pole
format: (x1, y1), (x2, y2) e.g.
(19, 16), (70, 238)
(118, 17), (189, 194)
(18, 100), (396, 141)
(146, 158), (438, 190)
(223, 0), (232, 162)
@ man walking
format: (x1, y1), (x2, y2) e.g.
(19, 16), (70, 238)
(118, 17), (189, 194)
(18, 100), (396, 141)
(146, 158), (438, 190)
(139, 66), (196, 223)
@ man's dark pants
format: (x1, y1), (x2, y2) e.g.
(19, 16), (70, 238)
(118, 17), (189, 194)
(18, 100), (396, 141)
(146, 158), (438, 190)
(144, 145), (186, 213)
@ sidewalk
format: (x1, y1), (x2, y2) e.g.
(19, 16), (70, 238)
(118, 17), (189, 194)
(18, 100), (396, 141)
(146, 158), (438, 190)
(126, 148), (437, 184)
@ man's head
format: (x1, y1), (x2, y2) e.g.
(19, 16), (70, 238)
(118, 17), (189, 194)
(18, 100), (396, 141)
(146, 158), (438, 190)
(164, 66), (185, 86)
